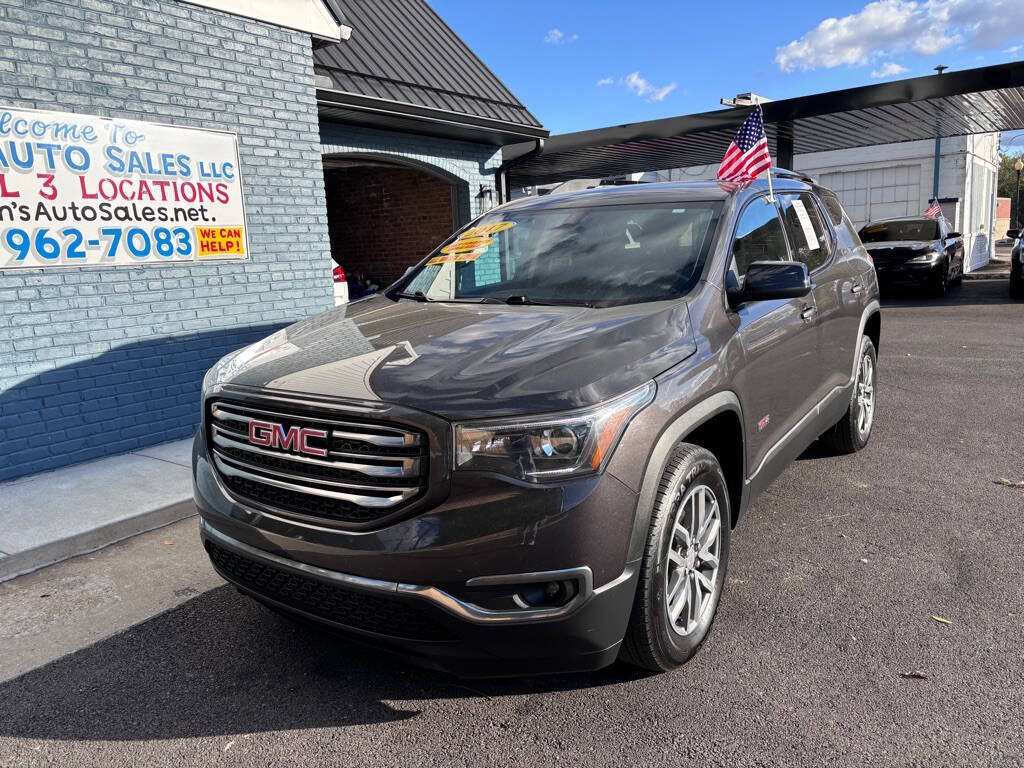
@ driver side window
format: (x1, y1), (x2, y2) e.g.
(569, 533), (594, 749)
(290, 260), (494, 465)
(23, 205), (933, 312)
(729, 196), (790, 283)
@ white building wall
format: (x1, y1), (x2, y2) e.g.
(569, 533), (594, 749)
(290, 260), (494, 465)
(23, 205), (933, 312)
(646, 133), (1000, 271)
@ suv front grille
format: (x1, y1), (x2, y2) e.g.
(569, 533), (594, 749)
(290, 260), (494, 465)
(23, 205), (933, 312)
(208, 399), (429, 528)
(205, 540), (454, 641)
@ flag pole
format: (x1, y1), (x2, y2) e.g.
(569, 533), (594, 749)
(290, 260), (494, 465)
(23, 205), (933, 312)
(756, 100), (775, 202)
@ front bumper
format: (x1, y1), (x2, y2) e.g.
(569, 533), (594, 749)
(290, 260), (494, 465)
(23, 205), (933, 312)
(194, 429), (642, 676)
(873, 260), (942, 286)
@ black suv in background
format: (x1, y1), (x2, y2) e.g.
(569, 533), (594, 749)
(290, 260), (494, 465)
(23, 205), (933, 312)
(194, 174), (880, 675)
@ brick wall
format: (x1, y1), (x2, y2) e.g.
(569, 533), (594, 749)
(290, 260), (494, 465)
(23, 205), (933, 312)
(320, 123), (502, 228)
(324, 165), (454, 285)
(0, 0), (333, 481)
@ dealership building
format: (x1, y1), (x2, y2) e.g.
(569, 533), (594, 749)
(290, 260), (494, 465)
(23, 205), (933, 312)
(0, 0), (545, 481)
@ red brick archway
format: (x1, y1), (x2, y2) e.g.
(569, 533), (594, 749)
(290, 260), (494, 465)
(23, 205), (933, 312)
(322, 155), (467, 290)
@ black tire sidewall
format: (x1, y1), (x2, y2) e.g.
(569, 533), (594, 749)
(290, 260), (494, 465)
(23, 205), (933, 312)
(647, 454), (731, 665)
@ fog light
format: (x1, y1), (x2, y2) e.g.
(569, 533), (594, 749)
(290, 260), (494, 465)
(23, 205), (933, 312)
(516, 579), (577, 608)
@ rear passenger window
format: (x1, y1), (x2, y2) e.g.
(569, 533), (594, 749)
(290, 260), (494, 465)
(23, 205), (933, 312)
(817, 189), (845, 227)
(779, 193), (831, 273)
(730, 196), (789, 281)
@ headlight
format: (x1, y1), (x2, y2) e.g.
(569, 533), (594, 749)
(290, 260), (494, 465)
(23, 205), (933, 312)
(202, 348), (245, 395)
(454, 382), (655, 481)
(908, 251), (941, 263)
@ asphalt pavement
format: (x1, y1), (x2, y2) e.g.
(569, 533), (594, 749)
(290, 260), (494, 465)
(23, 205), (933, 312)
(1, 278), (1022, 767)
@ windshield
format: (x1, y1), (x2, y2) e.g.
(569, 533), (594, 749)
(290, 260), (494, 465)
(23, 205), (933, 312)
(859, 219), (939, 243)
(399, 201), (723, 307)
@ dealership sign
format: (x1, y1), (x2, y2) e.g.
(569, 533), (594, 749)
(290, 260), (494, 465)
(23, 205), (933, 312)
(0, 107), (248, 269)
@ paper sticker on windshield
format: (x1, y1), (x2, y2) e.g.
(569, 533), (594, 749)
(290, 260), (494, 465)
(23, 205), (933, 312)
(428, 250), (483, 266)
(441, 236), (493, 254)
(790, 199), (819, 250)
(462, 221), (515, 238)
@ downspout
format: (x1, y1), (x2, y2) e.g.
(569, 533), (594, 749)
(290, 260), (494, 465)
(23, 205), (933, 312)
(496, 138), (545, 204)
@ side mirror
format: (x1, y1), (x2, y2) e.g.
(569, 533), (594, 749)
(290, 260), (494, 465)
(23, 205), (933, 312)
(946, 231), (961, 239)
(727, 261), (811, 307)
(1006, 228), (1020, 240)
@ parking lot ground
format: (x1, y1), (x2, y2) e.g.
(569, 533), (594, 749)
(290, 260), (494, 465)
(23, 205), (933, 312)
(0, 279), (1022, 768)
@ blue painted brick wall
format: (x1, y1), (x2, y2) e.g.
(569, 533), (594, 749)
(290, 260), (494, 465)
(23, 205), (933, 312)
(0, 0), (333, 481)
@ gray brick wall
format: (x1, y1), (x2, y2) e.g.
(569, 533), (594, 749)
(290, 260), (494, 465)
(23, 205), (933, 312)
(0, 0), (333, 481)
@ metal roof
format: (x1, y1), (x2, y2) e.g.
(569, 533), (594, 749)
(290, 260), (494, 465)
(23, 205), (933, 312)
(315, 0), (546, 145)
(503, 62), (1024, 186)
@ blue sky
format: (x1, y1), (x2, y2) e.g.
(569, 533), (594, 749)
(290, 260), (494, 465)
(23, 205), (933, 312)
(431, 0), (1024, 150)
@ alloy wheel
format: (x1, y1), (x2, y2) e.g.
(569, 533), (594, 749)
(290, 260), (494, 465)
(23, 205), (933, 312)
(856, 351), (875, 438)
(664, 484), (722, 636)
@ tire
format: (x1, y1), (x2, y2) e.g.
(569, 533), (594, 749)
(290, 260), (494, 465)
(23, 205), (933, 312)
(619, 444), (731, 672)
(931, 262), (949, 297)
(1011, 269), (1024, 299)
(821, 335), (877, 454)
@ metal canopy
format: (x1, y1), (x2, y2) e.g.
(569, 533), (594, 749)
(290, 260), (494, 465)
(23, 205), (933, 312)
(315, 0), (546, 146)
(503, 62), (1024, 186)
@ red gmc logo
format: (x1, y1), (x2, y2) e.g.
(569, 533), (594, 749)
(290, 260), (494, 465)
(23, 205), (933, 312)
(248, 420), (328, 457)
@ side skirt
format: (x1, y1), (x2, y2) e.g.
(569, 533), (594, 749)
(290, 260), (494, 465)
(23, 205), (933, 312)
(744, 380), (854, 502)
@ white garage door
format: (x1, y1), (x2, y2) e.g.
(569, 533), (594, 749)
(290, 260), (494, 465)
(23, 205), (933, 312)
(816, 165), (921, 227)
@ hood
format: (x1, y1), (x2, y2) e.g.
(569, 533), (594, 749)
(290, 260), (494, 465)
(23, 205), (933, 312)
(862, 240), (938, 261)
(220, 296), (697, 420)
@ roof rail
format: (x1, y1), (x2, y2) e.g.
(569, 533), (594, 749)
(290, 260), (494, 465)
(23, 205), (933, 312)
(770, 168), (816, 184)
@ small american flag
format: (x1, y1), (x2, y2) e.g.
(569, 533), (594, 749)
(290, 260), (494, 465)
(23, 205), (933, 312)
(717, 104), (772, 182)
(925, 199), (941, 218)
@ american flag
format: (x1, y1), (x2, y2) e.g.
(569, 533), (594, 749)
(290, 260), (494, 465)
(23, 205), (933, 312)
(924, 199), (941, 218)
(717, 104), (772, 182)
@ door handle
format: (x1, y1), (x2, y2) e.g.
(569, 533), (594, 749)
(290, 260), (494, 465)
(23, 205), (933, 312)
(850, 282), (863, 294)
(800, 305), (817, 320)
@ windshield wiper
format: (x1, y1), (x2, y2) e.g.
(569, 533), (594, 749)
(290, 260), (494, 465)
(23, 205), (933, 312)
(505, 295), (552, 306)
(505, 295), (594, 308)
(395, 290), (434, 302)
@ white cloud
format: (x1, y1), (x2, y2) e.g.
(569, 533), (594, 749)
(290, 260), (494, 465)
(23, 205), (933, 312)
(544, 28), (578, 45)
(776, 0), (1024, 73)
(596, 77), (614, 86)
(622, 71), (677, 102)
(1006, 45), (1022, 55)
(870, 61), (909, 77)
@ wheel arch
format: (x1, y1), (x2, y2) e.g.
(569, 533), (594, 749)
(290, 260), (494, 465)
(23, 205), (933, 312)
(864, 309), (881, 355)
(626, 392), (746, 564)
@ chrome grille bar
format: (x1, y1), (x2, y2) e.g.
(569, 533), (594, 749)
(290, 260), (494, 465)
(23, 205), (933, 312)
(211, 403), (422, 447)
(214, 456), (420, 508)
(211, 429), (420, 478)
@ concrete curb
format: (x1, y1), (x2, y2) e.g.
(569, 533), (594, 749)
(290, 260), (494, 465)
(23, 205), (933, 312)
(0, 501), (196, 583)
(963, 272), (1010, 280)
(0, 437), (196, 584)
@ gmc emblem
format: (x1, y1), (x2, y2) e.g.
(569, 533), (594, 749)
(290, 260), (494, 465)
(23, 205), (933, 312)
(248, 419), (328, 457)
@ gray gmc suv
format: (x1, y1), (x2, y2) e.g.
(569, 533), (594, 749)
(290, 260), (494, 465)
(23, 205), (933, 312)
(194, 174), (880, 675)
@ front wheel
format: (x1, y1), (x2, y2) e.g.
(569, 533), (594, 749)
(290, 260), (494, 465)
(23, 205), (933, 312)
(619, 444), (731, 672)
(821, 335), (877, 454)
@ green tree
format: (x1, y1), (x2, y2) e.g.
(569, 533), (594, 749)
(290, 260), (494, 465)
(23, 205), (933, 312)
(997, 151), (1024, 230)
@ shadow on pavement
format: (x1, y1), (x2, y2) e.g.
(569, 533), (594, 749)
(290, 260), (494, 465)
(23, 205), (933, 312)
(880, 277), (1017, 308)
(0, 584), (645, 741)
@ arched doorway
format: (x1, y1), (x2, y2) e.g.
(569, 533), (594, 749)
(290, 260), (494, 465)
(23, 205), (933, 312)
(321, 153), (470, 301)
